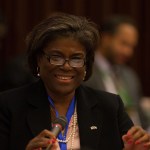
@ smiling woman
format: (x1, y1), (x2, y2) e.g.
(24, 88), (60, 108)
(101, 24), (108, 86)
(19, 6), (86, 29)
(38, 37), (86, 97)
(0, 13), (150, 150)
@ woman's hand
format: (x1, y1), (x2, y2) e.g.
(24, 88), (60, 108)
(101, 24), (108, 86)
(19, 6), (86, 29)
(122, 126), (150, 150)
(25, 129), (59, 150)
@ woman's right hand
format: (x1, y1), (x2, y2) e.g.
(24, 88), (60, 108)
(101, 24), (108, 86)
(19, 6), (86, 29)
(25, 129), (59, 150)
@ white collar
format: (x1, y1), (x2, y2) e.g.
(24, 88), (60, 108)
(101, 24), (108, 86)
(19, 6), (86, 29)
(95, 51), (113, 74)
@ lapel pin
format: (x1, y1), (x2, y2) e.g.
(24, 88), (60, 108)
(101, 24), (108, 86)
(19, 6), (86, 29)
(90, 126), (98, 130)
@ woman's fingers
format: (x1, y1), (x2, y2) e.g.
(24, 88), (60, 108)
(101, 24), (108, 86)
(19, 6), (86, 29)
(26, 137), (51, 150)
(134, 133), (150, 145)
(143, 140), (150, 148)
(123, 125), (150, 149)
(127, 126), (143, 136)
(25, 129), (57, 150)
(38, 129), (55, 139)
(127, 126), (146, 141)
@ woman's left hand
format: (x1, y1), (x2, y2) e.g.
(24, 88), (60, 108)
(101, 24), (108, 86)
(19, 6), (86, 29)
(122, 125), (150, 150)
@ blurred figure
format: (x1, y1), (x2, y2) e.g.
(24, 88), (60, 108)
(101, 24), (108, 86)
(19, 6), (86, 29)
(0, 12), (36, 91)
(0, 12), (7, 70)
(84, 15), (149, 130)
(0, 54), (37, 91)
(140, 97), (150, 132)
(0, 12), (7, 48)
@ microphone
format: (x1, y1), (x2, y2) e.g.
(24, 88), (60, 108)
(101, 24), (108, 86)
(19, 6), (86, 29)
(46, 116), (67, 150)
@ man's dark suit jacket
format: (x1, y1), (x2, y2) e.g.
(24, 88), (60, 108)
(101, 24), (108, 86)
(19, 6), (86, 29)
(0, 80), (133, 150)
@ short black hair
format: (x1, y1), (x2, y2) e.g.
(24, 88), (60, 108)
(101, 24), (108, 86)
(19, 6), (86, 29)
(26, 13), (100, 81)
(101, 15), (138, 35)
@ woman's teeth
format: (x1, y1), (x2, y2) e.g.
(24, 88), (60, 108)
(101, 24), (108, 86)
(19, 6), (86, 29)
(56, 76), (72, 80)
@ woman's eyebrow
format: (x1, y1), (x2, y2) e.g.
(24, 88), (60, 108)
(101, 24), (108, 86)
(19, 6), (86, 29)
(45, 49), (63, 55)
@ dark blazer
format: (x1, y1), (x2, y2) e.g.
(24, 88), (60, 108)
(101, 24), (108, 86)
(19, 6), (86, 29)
(84, 63), (149, 129)
(0, 80), (133, 150)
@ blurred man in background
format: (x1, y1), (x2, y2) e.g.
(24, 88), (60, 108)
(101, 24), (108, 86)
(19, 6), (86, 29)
(84, 15), (150, 130)
(0, 54), (37, 91)
(0, 12), (36, 91)
(0, 12), (7, 48)
(0, 12), (7, 69)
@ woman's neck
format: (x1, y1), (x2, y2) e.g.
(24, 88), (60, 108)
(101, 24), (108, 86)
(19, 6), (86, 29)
(47, 90), (75, 116)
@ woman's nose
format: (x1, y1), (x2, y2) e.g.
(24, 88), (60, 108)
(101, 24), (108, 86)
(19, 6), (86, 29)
(60, 59), (72, 70)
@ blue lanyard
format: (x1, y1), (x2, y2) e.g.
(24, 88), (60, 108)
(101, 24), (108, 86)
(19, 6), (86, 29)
(48, 96), (76, 150)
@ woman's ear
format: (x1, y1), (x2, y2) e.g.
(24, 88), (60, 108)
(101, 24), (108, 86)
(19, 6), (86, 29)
(83, 67), (87, 81)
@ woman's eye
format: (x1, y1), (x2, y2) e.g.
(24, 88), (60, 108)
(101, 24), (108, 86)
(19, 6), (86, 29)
(71, 57), (84, 63)
(72, 57), (83, 60)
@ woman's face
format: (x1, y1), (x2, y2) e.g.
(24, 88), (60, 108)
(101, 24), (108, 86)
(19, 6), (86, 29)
(38, 37), (86, 96)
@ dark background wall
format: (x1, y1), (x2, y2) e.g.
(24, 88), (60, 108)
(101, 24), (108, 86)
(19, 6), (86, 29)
(0, 0), (150, 96)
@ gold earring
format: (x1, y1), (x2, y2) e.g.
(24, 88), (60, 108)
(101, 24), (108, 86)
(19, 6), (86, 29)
(37, 67), (40, 77)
